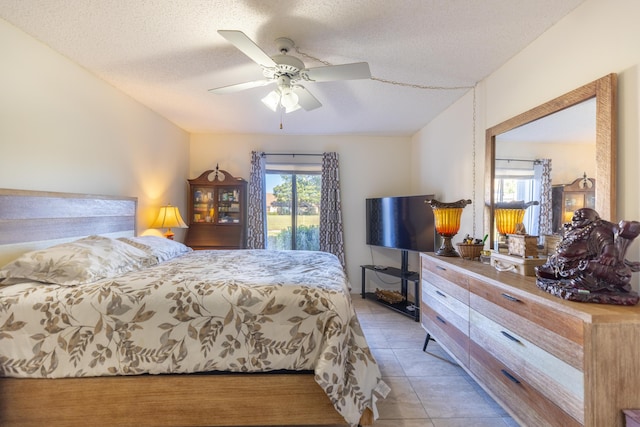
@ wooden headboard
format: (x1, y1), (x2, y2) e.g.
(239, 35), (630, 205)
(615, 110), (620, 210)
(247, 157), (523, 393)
(0, 188), (137, 266)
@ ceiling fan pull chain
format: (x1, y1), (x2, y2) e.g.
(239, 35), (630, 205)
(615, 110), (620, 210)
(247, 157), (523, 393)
(294, 46), (332, 66)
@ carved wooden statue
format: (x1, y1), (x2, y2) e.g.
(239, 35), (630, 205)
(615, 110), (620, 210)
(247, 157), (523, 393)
(536, 208), (640, 305)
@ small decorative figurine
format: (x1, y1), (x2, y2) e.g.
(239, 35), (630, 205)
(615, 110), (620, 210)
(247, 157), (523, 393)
(535, 208), (640, 305)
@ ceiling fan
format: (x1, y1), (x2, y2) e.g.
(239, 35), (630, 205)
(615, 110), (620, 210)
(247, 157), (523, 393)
(210, 30), (371, 113)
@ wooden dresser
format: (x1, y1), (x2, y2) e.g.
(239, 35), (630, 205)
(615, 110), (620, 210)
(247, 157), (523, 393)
(420, 252), (640, 427)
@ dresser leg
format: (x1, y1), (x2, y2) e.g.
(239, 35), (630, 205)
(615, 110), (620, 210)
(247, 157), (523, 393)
(423, 333), (433, 352)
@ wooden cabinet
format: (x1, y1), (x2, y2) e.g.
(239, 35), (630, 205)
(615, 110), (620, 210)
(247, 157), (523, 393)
(185, 169), (247, 250)
(562, 176), (595, 223)
(420, 253), (640, 427)
(552, 176), (596, 231)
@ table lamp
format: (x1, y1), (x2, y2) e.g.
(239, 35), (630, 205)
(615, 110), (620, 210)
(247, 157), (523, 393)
(151, 204), (188, 239)
(494, 200), (539, 236)
(495, 208), (525, 236)
(426, 199), (472, 257)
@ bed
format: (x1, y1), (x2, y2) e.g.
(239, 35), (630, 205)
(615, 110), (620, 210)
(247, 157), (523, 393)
(0, 189), (388, 427)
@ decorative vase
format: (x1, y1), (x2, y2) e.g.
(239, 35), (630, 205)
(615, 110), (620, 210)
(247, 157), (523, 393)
(426, 199), (472, 257)
(494, 201), (539, 249)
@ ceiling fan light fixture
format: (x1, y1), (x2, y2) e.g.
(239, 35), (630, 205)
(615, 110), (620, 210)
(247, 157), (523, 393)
(212, 31), (369, 114)
(261, 90), (280, 112)
(261, 87), (301, 113)
(281, 91), (299, 110)
(284, 103), (301, 114)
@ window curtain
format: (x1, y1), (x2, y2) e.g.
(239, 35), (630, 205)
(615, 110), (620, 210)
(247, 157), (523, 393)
(247, 151), (266, 249)
(535, 158), (553, 236)
(319, 152), (346, 271)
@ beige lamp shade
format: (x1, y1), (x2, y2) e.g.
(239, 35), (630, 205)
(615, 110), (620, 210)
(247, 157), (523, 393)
(151, 204), (188, 239)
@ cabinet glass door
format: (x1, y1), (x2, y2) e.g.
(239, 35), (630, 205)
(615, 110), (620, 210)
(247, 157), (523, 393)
(563, 194), (584, 223)
(217, 187), (241, 224)
(192, 186), (215, 223)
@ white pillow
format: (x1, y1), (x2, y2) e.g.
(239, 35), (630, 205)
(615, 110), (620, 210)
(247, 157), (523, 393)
(118, 236), (192, 263)
(0, 235), (156, 286)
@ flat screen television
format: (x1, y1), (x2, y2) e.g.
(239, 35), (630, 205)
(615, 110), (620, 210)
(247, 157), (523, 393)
(365, 194), (435, 253)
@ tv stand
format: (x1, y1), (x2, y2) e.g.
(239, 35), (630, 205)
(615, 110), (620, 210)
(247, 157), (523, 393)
(360, 250), (420, 321)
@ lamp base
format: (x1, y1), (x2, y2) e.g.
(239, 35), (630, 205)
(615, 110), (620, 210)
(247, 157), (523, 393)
(164, 229), (175, 240)
(435, 236), (460, 257)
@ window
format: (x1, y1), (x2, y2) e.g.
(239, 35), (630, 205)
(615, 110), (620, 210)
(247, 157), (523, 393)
(265, 164), (321, 250)
(495, 167), (537, 234)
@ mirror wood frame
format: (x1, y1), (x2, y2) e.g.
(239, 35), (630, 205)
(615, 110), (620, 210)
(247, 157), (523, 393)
(484, 73), (617, 250)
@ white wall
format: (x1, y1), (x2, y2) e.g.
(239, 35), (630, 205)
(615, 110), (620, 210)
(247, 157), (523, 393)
(0, 18), (190, 239)
(414, 0), (640, 289)
(412, 89), (481, 240)
(497, 141), (596, 186)
(190, 133), (417, 288)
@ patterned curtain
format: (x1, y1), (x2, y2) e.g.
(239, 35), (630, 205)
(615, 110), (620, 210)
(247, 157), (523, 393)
(247, 151), (266, 249)
(536, 158), (553, 236)
(319, 152), (346, 271)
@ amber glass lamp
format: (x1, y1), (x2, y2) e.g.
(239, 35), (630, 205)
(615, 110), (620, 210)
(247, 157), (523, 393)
(493, 201), (538, 252)
(494, 208), (526, 235)
(494, 201), (539, 246)
(426, 199), (472, 257)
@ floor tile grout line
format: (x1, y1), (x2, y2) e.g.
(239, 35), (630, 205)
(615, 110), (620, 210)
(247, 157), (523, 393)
(353, 296), (518, 426)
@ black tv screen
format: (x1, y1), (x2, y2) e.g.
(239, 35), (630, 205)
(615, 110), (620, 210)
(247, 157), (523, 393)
(366, 195), (435, 252)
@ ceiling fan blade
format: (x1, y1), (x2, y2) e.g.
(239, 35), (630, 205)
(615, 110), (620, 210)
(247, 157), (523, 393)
(209, 79), (273, 94)
(303, 62), (371, 82)
(293, 86), (322, 111)
(218, 30), (277, 68)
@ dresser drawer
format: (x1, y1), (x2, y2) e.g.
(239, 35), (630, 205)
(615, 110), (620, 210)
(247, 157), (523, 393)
(469, 276), (584, 370)
(422, 280), (468, 334)
(421, 303), (469, 366)
(470, 341), (581, 427)
(470, 309), (584, 423)
(421, 256), (469, 304)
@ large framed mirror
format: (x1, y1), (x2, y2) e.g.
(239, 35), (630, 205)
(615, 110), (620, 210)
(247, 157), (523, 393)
(485, 73), (617, 250)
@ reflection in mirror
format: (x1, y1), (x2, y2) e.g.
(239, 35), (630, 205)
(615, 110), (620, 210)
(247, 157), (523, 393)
(495, 98), (596, 240)
(485, 74), (617, 251)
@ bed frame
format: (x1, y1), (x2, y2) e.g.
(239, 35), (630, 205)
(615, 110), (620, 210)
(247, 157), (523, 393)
(0, 189), (373, 427)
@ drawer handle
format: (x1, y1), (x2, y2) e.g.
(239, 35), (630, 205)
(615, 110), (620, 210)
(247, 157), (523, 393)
(501, 293), (522, 303)
(435, 290), (447, 298)
(436, 265), (446, 271)
(436, 315), (447, 325)
(501, 369), (521, 384)
(500, 330), (522, 344)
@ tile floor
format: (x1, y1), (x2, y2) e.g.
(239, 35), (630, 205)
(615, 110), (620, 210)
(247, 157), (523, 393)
(352, 296), (520, 427)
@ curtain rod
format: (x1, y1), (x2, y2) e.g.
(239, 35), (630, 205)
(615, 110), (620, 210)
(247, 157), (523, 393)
(495, 158), (539, 163)
(261, 152), (323, 157)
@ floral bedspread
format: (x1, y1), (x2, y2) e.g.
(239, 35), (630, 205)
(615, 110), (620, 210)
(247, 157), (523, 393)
(0, 249), (388, 425)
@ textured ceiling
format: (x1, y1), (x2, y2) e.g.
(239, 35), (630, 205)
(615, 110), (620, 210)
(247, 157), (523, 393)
(0, 0), (585, 136)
